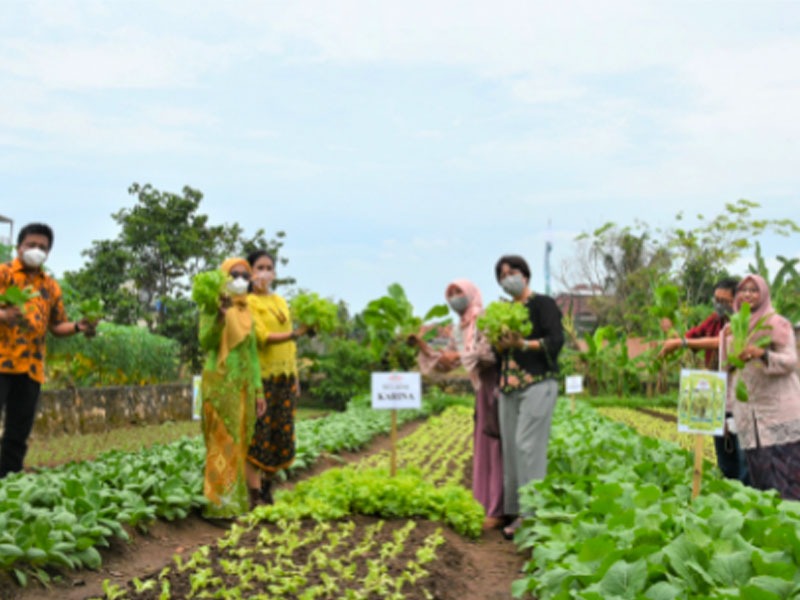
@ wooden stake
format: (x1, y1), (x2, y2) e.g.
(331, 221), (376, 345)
(390, 409), (397, 477)
(691, 435), (704, 499)
(570, 394), (575, 413)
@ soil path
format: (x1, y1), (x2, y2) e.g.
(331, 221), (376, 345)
(9, 418), (527, 600)
(636, 407), (678, 423)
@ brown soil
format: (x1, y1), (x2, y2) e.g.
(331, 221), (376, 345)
(3, 419), (527, 600)
(636, 407), (678, 423)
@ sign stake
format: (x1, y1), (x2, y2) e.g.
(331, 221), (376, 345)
(390, 409), (398, 477)
(691, 435), (704, 499)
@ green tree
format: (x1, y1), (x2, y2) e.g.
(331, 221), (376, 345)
(663, 199), (799, 305)
(748, 241), (800, 323)
(64, 183), (290, 370)
(573, 223), (671, 334)
(0, 242), (11, 263)
(567, 200), (799, 337)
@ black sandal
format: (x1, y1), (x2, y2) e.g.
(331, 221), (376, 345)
(502, 516), (523, 540)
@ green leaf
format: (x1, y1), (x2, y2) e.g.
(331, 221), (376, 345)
(577, 535), (617, 563)
(752, 551), (796, 580)
(742, 575), (793, 599)
(592, 559), (648, 597)
(708, 551), (753, 587)
(510, 577), (532, 598)
(423, 303), (449, 321)
(644, 581), (684, 600)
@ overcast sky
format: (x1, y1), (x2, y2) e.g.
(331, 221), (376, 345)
(2, 1), (798, 314)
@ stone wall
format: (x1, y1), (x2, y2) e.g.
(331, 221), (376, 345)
(33, 383), (193, 438)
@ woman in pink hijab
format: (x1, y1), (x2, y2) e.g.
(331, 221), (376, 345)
(412, 279), (503, 529)
(720, 274), (800, 499)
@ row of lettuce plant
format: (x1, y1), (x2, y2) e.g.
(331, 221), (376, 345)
(355, 405), (474, 486)
(0, 390), (471, 584)
(96, 404), (483, 598)
(512, 401), (800, 599)
(598, 406), (717, 464)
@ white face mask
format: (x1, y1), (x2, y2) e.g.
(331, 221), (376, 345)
(21, 247), (48, 268)
(501, 274), (525, 298)
(252, 271), (274, 291)
(227, 277), (249, 296)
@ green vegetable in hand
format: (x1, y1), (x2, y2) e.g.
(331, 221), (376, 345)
(726, 301), (772, 402)
(476, 301), (532, 344)
(78, 298), (105, 324)
(192, 270), (227, 315)
(0, 285), (39, 310)
(290, 292), (339, 334)
(649, 283), (682, 336)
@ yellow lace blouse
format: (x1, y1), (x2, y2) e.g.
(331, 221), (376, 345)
(246, 293), (298, 378)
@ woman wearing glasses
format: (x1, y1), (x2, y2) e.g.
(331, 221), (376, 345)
(246, 250), (308, 505)
(721, 274), (800, 499)
(198, 258), (265, 518)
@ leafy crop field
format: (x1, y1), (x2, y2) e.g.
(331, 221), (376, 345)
(5, 394), (800, 599)
(94, 405), (482, 599)
(512, 402), (800, 599)
(598, 406), (717, 464)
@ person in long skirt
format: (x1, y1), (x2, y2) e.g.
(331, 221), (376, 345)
(721, 274), (800, 500)
(245, 250), (309, 504)
(412, 279), (504, 529)
(198, 257), (265, 518)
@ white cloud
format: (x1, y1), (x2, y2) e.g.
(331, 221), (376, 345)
(0, 33), (246, 90)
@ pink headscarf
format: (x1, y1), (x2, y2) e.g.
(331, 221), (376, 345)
(734, 274), (775, 336)
(445, 279), (483, 351)
(726, 273), (792, 351)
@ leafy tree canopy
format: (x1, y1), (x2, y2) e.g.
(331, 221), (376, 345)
(63, 182), (289, 370)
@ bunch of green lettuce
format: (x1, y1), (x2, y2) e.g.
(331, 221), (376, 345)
(290, 292), (339, 334)
(726, 301), (772, 402)
(78, 298), (105, 324)
(649, 283), (683, 336)
(0, 285), (39, 311)
(191, 270), (227, 315)
(476, 301), (532, 344)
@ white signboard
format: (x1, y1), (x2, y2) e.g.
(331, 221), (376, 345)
(371, 372), (422, 410)
(192, 375), (202, 421)
(565, 375), (584, 395)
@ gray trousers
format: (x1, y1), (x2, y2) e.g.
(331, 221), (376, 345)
(499, 379), (558, 515)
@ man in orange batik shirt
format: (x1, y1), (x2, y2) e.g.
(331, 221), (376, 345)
(0, 223), (94, 477)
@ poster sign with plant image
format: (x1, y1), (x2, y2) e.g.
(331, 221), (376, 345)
(677, 369), (726, 435)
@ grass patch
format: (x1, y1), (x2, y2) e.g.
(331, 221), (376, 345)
(27, 407), (328, 468)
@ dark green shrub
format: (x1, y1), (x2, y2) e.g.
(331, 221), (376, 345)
(46, 323), (180, 388)
(310, 338), (374, 411)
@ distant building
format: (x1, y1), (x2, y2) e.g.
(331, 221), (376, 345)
(555, 284), (604, 335)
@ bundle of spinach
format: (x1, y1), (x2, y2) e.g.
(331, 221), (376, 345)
(0, 285), (39, 311)
(78, 298), (105, 324)
(476, 301), (532, 345)
(290, 292), (339, 334)
(191, 270), (227, 314)
(362, 283), (449, 341)
(649, 283), (682, 337)
(361, 283), (449, 370)
(726, 301), (772, 402)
